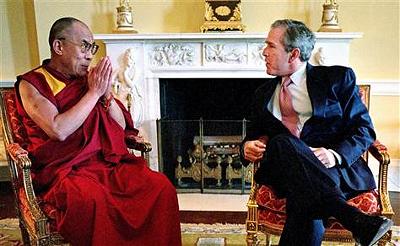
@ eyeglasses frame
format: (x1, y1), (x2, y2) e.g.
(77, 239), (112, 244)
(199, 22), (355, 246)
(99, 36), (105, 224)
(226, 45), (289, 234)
(58, 37), (99, 55)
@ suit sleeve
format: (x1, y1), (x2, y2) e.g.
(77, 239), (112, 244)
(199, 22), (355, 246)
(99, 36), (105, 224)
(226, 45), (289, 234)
(331, 68), (375, 167)
(240, 83), (289, 165)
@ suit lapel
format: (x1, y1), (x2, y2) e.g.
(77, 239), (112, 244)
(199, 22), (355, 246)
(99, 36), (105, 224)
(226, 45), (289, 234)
(264, 77), (280, 105)
(301, 64), (330, 139)
(306, 64), (328, 118)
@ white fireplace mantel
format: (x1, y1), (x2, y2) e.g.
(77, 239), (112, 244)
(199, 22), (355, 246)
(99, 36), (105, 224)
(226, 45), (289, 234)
(94, 32), (362, 170)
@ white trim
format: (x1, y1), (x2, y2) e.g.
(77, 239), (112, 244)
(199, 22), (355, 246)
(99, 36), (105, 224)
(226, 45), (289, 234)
(0, 81), (15, 88)
(361, 80), (400, 96)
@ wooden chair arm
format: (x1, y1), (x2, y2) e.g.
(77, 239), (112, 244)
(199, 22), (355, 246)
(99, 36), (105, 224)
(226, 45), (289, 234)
(368, 140), (389, 164)
(125, 135), (152, 153)
(6, 143), (50, 237)
(367, 140), (394, 218)
(6, 143), (30, 169)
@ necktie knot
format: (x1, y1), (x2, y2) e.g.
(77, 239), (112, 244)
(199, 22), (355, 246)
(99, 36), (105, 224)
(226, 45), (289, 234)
(282, 77), (292, 87)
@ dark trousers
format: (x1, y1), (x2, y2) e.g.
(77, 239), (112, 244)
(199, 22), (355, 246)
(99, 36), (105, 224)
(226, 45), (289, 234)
(254, 134), (363, 246)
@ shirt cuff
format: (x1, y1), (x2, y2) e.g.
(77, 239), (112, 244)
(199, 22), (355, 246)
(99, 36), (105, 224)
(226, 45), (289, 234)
(328, 149), (342, 165)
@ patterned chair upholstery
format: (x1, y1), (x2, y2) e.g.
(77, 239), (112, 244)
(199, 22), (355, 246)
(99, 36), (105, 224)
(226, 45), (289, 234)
(0, 87), (152, 246)
(245, 85), (395, 245)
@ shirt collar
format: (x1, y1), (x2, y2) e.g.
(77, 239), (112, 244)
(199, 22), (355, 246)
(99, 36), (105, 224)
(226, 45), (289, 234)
(288, 63), (307, 86)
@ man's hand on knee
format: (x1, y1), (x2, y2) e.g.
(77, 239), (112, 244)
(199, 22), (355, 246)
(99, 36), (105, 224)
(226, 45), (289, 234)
(244, 140), (266, 162)
(309, 147), (336, 168)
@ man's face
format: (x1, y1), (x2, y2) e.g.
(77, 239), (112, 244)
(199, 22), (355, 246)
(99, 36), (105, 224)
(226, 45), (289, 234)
(262, 27), (291, 77)
(60, 22), (95, 78)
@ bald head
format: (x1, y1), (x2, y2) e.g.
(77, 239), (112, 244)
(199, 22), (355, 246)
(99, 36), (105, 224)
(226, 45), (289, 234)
(48, 17), (89, 52)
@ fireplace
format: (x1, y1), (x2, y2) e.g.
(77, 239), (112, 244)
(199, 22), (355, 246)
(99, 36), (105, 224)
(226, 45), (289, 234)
(156, 78), (266, 192)
(95, 32), (362, 188)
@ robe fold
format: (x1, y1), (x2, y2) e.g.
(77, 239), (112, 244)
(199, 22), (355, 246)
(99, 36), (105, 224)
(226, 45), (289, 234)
(15, 60), (182, 246)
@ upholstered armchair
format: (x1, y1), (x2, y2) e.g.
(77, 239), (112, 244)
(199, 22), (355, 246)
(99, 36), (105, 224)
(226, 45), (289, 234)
(245, 85), (395, 245)
(0, 87), (152, 246)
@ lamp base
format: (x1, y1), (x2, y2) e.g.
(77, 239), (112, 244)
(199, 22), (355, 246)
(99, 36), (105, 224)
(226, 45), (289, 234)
(113, 27), (138, 33)
(318, 25), (342, 32)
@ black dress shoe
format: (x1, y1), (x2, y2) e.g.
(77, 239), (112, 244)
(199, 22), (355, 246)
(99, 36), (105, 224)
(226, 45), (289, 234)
(353, 215), (393, 246)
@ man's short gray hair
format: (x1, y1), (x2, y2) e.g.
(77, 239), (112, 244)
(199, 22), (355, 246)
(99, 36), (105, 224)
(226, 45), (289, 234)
(271, 19), (316, 62)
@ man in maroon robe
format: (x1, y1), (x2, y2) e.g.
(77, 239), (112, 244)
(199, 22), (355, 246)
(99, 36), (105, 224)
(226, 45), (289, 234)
(15, 17), (181, 246)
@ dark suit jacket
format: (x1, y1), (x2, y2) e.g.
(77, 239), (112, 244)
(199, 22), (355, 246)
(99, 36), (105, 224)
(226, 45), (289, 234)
(242, 63), (377, 192)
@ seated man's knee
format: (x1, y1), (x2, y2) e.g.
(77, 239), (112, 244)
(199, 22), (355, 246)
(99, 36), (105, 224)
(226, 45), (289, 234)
(268, 133), (299, 149)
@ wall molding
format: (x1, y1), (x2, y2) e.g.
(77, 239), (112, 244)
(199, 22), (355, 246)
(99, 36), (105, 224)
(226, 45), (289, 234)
(0, 81), (15, 88)
(2, 80), (399, 95)
(363, 80), (400, 96)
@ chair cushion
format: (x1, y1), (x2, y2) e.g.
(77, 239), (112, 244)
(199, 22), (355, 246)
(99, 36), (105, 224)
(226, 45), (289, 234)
(257, 185), (379, 230)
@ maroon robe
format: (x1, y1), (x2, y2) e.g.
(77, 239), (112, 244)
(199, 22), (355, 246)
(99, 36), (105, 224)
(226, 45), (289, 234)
(15, 60), (182, 246)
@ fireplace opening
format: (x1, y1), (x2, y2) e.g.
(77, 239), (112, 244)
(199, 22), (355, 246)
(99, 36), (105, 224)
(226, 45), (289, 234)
(158, 78), (266, 193)
(159, 78), (266, 120)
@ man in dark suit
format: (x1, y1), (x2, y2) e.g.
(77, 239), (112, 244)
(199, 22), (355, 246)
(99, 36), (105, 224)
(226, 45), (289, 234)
(241, 19), (393, 246)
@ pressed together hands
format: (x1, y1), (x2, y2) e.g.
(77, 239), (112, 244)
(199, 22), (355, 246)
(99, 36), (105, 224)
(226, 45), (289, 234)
(87, 56), (113, 99)
(243, 139), (336, 168)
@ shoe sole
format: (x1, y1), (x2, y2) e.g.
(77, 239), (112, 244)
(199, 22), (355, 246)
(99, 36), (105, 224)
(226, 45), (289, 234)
(367, 219), (393, 246)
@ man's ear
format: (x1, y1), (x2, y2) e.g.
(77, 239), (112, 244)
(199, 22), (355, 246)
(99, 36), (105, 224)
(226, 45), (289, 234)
(53, 40), (63, 55)
(289, 48), (301, 63)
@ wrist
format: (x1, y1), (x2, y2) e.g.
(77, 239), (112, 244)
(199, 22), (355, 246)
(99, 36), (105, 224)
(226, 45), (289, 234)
(100, 94), (114, 111)
(104, 91), (113, 99)
(328, 149), (342, 165)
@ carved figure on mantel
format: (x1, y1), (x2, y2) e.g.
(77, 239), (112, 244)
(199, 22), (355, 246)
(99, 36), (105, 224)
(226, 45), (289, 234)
(114, 48), (144, 128)
(314, 47), (326, 65)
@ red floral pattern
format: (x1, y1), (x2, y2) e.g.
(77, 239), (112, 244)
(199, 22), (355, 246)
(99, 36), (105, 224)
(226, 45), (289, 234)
(257, 185), (380, 230)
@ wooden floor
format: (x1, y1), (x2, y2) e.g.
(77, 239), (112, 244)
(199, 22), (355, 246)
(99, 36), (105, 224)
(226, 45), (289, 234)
(1, 181), (399, 225)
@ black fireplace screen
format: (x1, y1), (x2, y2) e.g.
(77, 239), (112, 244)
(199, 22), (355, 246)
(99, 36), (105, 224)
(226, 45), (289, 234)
(158, 78), (266, 194)
(157, 119), (253, 194)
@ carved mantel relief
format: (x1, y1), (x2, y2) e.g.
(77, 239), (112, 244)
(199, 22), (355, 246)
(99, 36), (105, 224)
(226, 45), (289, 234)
(204, 43), (246, 64)
(151, 44), (195, 66)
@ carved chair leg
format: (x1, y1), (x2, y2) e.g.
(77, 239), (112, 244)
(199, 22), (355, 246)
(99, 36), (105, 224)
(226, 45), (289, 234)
(265, 233), (272, 246)
(19, 221), (31, 245)
(377, 230), (392, 246)
(246, 231), (258, 246)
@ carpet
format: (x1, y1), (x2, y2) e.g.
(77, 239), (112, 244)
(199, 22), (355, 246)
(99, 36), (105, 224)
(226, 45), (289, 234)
(181, 223), (400, 246)
(1, 219), (399, 246)
(0, 218), (23, 246)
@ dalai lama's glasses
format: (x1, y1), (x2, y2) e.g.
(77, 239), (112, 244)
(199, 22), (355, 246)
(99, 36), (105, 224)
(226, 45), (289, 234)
(59, 38), (99, 55)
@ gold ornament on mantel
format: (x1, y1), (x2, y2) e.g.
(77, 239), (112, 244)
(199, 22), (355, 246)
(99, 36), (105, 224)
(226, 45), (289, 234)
(114, 0), (137, 33)
(201, 0), (245, 32)
(318, 0), (342, 32)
